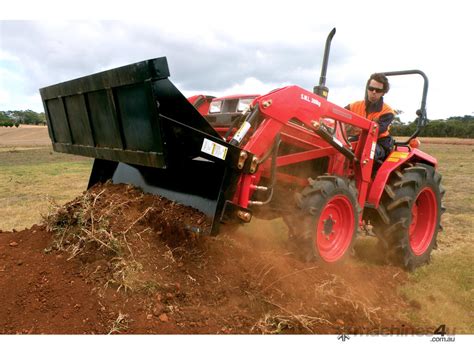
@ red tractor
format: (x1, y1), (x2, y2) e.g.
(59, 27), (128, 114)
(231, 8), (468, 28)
(40, 28), (444, 271)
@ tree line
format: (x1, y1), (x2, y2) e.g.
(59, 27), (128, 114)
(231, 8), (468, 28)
(1, 109), (473, 138)
(390, 115), (474, 138)
(0, 110), (46, 127)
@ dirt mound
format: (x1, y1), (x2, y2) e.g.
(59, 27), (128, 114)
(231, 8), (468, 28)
(0, 183), (419, 334)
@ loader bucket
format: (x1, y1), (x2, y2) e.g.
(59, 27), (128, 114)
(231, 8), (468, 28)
(40, 57), (251, 236)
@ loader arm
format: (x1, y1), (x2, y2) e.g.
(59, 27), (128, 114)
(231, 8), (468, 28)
(231, 85), (380, 211)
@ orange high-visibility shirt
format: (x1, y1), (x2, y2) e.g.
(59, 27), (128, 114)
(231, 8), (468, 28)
(348, 100), (394, 138)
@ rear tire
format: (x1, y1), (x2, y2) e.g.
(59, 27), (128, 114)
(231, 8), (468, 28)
(296, 176), (359, 263)
(373, 163), (445, 271)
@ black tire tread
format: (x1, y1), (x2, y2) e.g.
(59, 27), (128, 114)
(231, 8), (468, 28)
(373, 163), (445, 271)
(294, 175), (360, 263)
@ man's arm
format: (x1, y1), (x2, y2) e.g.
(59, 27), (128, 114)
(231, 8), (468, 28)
(344, 104), (361, 136)
(377, 112), (395, 134)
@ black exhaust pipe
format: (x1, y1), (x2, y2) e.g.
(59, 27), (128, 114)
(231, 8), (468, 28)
(314, 27), (336, 99)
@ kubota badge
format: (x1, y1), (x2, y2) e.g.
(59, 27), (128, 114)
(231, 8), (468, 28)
(201, 138), (228, 160)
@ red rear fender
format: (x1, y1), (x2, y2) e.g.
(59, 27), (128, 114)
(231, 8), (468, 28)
(367, 148), (438, 208)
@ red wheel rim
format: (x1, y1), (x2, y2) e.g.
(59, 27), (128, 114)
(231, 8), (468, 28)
(316, 195), (355, 262)
(409, 187), (438, 256)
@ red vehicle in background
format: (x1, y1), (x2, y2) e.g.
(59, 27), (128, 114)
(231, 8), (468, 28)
(187, 94), (215, 116)
(189, 94), (260, 133)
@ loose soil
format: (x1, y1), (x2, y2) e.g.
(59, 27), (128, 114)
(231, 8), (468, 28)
(0, 183), (427, 335)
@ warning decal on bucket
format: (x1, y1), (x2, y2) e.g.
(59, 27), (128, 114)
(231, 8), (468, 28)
(201, 138), (228, 160)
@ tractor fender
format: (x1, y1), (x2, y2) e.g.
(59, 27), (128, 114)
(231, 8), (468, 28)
(366, 148), (438, 208)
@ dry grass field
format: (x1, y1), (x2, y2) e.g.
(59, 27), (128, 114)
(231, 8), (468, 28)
(0, 126), (92, 231)
(0, 124), (51, 147)
(1, 125), (472, 333)
(398, 142), (473, 332)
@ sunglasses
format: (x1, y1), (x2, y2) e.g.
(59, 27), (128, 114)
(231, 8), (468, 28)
(367, 86), (384, 93)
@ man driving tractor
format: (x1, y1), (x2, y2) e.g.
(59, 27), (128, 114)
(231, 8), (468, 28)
(346, 73), (395, 163)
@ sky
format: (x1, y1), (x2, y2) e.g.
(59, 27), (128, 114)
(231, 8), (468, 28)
(1, 0), (473, 122)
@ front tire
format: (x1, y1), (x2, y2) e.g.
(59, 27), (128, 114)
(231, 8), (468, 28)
(296, 176), (359, 263)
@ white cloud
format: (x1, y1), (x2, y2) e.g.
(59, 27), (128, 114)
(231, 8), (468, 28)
(0, 88), (11, 105)
(1, 0), (473, 121)
(223, 77), (287, 97)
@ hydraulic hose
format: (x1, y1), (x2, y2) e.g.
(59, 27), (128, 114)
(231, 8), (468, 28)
(249, 134), (281, 206)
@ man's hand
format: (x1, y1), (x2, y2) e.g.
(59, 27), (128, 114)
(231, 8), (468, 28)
(346, 125), (361, 136)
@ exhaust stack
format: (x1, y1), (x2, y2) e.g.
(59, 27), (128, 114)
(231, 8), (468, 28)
(314, 27), (336, 99)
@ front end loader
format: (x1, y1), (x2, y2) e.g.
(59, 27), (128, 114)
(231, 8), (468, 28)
(40, 28), (444, 270)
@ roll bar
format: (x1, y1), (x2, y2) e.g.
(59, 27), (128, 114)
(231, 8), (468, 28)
(381, 70), (429, 144)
